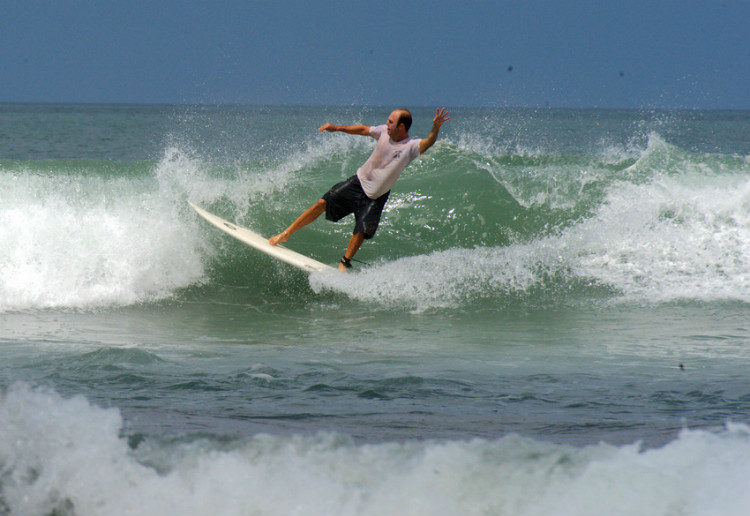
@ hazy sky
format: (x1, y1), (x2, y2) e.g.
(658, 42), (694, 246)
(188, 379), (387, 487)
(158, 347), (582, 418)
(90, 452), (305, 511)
(2, 1), (748, 109)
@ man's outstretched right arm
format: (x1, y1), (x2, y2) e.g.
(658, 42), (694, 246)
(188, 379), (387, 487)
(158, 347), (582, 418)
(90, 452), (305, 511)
(419, 108), (450, 154)
(318, 123), (371, 136)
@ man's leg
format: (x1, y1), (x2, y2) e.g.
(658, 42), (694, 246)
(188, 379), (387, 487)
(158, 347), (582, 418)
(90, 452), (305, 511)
(269, 199), (326, 246)
(339, 232), (365, 272)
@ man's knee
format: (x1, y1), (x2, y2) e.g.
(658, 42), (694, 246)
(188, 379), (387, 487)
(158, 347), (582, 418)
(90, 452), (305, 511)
(313, 198), (327, 214)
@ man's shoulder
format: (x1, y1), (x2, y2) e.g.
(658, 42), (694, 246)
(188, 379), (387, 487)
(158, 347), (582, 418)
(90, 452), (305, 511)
(370, 124), (386, 137)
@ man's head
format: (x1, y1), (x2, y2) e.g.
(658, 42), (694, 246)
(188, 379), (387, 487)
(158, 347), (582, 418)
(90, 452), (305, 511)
(386, 109), (412, 141)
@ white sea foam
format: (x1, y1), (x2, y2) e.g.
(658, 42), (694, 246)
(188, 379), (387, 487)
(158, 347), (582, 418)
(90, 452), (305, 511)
(0, 167), (199, 311)
(571, 170), (750, 303)
(0, 383), (747, 516)
(0, 157), (216, 311)
(312, 166), (750, 308)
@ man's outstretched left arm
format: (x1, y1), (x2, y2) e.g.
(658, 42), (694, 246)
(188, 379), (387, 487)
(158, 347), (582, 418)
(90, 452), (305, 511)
(419, 107), (450, 154)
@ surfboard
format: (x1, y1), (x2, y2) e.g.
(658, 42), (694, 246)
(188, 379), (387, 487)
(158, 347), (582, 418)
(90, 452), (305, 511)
(188, 201), (334, 273)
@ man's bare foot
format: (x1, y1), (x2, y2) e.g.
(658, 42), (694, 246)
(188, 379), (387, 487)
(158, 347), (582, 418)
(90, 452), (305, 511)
(337, 262), (349, 273)
(268, 231), (289, 246)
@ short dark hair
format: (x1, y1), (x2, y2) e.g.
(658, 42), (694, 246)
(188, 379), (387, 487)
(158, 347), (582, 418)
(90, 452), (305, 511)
(397, 109), (412, 131)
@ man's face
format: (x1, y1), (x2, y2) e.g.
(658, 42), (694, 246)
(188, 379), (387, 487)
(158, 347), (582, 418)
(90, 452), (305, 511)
(386, 110), (406, 139)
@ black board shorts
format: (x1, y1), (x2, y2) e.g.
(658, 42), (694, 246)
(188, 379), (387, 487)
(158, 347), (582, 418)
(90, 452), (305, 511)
(322, 174), (390, 239)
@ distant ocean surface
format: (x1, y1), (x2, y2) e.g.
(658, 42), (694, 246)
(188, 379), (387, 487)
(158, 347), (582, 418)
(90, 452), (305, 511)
(1, 104), (748, 515)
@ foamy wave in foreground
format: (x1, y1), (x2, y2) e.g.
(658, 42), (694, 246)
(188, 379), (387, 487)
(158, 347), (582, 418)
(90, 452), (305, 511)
(0, 383), (747, 516)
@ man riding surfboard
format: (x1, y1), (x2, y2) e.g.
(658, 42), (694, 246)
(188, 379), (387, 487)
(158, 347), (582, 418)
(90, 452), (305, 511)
(269, 107), (450, 271)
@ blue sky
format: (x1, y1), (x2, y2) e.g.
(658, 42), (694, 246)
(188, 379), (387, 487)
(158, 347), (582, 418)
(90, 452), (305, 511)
(2, 1), (748, 109)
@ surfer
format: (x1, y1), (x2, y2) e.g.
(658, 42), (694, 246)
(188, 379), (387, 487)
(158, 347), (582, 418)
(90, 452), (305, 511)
(269, 107), (450, 271)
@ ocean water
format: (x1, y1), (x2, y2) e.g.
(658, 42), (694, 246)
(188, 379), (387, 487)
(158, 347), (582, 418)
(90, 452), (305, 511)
(0, 103), (748, 515)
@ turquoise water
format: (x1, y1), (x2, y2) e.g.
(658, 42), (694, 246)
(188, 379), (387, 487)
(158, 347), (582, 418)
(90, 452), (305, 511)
(0, 104), (748, 515)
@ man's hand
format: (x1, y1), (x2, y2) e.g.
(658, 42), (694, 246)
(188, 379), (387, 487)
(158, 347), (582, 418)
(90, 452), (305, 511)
(432, 107), (450, 129)
(419, 107), (450, 154)
(318, 123), (336, 132)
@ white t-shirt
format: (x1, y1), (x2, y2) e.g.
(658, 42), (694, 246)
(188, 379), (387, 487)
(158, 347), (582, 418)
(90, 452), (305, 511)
(356, 125), (421, 199)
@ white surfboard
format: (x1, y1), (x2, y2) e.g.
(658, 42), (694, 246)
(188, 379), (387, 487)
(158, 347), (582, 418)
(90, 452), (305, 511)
(188, 201), (334, 273)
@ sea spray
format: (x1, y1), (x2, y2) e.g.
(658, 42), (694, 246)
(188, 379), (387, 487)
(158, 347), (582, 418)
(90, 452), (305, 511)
(2, 107), (746, 312)
(0, 157), (205, 311)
